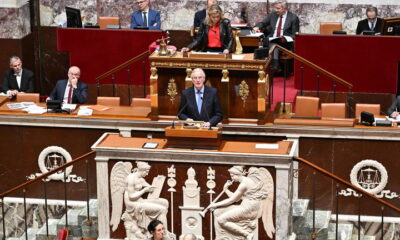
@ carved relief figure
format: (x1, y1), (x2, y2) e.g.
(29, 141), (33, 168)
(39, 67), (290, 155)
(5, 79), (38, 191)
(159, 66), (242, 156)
(208, 166), (275, 240)
(110, 161), (171, 240)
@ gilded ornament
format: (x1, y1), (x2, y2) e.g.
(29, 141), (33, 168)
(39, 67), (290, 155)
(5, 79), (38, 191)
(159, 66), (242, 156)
(167, 78), (178, 103)
(239, 80), (249, 107)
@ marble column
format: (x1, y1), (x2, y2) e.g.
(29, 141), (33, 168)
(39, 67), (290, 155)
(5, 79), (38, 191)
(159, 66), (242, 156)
(275, 165), (293, 239)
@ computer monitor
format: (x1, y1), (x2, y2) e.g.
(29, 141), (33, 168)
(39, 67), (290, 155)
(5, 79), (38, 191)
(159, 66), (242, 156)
(380, 17), (400, 36)
(66, 7), (82, 28)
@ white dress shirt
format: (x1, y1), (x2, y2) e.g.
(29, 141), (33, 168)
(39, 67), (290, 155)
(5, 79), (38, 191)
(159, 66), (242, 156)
(15, 69), (23, 89)
(63, 84), (74, 104)
(273, 12), (288, 38)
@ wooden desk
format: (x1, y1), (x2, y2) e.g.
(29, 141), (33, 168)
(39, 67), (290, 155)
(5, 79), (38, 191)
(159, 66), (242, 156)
(239, 35), (260, 47)
(274, 117), (356, 127)
(149, 52), (268, 123)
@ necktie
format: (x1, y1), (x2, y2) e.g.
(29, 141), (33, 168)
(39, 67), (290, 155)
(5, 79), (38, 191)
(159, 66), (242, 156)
(276, 15), (283, 37)
(197, 90), (202, 114)
(370, 21), (375, 31)
(67, 85), (73, 104)
(143, 12), (147, 27)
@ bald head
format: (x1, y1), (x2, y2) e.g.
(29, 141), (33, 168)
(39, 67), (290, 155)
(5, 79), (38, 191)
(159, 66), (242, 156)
(68, 66), (81, 81)
(183, 233), (197, 240)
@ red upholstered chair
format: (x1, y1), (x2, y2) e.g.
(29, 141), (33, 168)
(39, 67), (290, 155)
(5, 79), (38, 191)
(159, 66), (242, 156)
(16, 93), (40, 103)
(131, 98), (151, 108)
(321, 103), (346, 118)
(295, 96), (320, 117)
(320, 22), (343, 34)
(98, 17), (120, 29)
(97, 96), (120, 106)
(355, 103), (380, 120)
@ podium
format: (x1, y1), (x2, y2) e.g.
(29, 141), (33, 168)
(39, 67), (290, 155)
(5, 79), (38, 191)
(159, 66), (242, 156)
(149, 52), (268, 124)
(165, 126), (221, 150)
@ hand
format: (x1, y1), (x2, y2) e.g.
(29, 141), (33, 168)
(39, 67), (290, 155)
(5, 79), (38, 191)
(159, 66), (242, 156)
(253, 27), (260, 33)
(223, 180), (232, 190)
(391, 112), (399, 118)
(7, 90), (18, 96)
(223, 49), (229, 54)
(186, 118), (194, 121)
(46, 97), (51, 102)
(202, 122), (211, 128)
(69, 77), (78, 88)
(181, 47), (190, 53)
(144, 186), (155, 193)
(208, 203), (217, 211)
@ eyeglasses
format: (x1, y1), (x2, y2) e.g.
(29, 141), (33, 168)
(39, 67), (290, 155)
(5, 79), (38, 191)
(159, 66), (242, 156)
(135, 0), (146, 4)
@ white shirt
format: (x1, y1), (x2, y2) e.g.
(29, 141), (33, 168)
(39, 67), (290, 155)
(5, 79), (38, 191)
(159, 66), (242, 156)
(369, 19), (377, 30)
(63, 84), (74, 104)
(273, 12), (288, 37)
(141, 7), (150, 26)
(15, 69), (23, 89)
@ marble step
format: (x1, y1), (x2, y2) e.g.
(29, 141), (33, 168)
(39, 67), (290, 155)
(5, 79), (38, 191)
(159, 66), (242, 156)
(35, 219), (59, 240)
(56, 209), (83, 239)
(351, 235), (375, 240)
(77, 199), (98, 239)
(328, 223), (353, 240)
(294, 209), (332, 240)
(19, 227), (39, 240)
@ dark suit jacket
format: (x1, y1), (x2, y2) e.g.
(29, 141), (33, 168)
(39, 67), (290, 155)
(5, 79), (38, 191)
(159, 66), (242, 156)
(356, 18), (382, 35)
(387, 95), (400, 116)
(256, 11), (300, 39)
(187, 18), (234, 52)
(194, 9), (206, 28)
(178, 85), (223, 126)
(49, 79), (88, 104)
(2, 68), (34, 93)
(130, 9), (161, 30)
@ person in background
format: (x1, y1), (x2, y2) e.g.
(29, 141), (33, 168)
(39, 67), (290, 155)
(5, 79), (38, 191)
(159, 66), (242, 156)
(131, 0), (161, 30)
(48, 66), (88, 104)
(178, 68), (223, 128)
(2, 56), (34, 96)
(147, 220), (167, 240)
(356, 6), (382, 35)
(193, 0), (218, 28)
(254, 0), (299, 70)
(182, 4), (233, 54)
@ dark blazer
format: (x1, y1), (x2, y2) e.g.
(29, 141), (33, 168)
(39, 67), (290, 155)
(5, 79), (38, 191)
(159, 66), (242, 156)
(130, 9), (161, 30)
(178, 85), (223, 126)
(256, 11), (300, 39)
(187, 18), (233, 52)
(194, 9), (206, 28)
(49, 79), (88, 104)
(2, 68), (34, 93)
(387, 95), (400, 116)
(356, 18), (382, 35)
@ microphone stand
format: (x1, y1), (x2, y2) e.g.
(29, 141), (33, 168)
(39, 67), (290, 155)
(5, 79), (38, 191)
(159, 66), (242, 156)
(174, 101), (188, 129)
(201, 96), (212, 130)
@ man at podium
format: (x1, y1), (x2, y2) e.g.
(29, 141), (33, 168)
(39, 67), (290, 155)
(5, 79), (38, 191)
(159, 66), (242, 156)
(178, 68), (223, 127)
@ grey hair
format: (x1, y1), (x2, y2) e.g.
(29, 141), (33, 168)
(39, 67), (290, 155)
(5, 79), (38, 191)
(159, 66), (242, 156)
(183, 233), (197, 240)
(366, 6), (378, 15)
(191, 68), (206, 78)
(9, 56), (21, 65)
(273, 0), (288, 9)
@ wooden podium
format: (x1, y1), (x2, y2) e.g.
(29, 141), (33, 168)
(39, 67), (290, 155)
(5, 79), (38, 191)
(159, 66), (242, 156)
(149, 52), (268, 124)
(165, 126), (221, 149)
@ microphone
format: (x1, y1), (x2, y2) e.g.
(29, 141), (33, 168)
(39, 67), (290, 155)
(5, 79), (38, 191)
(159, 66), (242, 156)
(200, 96), (212, 130)
(173, 100), (188, 129)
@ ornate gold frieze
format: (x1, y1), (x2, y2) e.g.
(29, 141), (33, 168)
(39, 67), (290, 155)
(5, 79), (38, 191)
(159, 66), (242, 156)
(239, 80), (249, 107)
(150, 61), (263, 71)
(167, 78), (178, 103)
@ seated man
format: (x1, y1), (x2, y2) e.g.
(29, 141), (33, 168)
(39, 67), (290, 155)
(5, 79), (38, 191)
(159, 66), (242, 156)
(387, 95), (400, 118)
(48, 66), (88, 104)
(2, 56), (34, 96)
(130, 0), (161, 30)
(182, 5), (233, 54)
(193, 0), (218, 28)
(254, 0), (299, 70)
(356, 6), (382, 35)
(178, 68), (222, 127)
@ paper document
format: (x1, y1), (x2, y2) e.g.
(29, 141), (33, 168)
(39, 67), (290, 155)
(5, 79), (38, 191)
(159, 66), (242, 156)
(147, 175), (166, 199)
(77, 106), (93, 116)
(22, 105), (46, 114)
(255, 143), (279, 149)
(248, 32), (263, 37)
(232, 55), (245, 60)
(386, 116), (400, 122)
(62, 104), (77, 110)
(269, 36), (294, 42)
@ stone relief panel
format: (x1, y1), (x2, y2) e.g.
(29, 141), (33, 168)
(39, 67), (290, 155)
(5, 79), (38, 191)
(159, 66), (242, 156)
(0, 3), (30, 39)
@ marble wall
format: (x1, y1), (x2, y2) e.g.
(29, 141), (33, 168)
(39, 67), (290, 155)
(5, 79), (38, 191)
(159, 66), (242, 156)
(0, 2), (31, 39)
(38, 0), (400, 34)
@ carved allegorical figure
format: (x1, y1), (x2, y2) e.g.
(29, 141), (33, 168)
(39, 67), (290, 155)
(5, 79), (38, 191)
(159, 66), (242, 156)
(110, 161), (172, 240)
(208, 166), (275, 240)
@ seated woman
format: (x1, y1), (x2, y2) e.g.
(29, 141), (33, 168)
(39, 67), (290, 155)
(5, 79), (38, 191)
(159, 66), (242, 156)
(182, 4), (233, 54)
